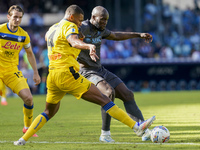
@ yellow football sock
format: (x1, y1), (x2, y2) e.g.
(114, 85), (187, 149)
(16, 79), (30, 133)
(2, 84), (6, 98)
(106, 104), (136, 129)
(22, 113), (48, 141)
(23, 104), (34, 127)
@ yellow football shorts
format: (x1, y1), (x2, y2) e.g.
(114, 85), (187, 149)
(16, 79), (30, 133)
(0, 66), (29, 95)
(46, 67), (91, 104)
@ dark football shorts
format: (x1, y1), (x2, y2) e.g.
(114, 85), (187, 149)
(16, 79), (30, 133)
(79, 66), (123, 88)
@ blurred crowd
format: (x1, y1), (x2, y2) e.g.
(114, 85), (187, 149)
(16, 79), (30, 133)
(1, 0), (200, 94)
(101, 1), (200, 60)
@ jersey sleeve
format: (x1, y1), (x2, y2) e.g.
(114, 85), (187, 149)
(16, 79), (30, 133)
(64, 23), (79, 39)
(23, 31), (31, 49)
(102, 28), (111, 39)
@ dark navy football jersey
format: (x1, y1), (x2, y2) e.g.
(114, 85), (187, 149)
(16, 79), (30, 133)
(77, 20), (111, 68)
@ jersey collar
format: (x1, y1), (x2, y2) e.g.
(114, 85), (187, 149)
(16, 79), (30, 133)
(7, 23), (18, 33)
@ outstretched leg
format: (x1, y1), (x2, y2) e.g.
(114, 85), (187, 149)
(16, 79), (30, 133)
(97, 81), (115, 142)
(82, 84), (155, 136)
(14, 101), (60, 145)
(115, 82), (152, 141)
(115, 83), (144, 122)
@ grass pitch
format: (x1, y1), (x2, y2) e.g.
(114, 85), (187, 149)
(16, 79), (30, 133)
(0, 91), (200, 150)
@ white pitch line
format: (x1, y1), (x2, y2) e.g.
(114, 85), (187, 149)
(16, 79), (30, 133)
(1, 141), (200, 145)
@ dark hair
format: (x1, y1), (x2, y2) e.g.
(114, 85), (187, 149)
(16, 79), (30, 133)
(65, 5), (84, 16)
(8, 5), (24, 16)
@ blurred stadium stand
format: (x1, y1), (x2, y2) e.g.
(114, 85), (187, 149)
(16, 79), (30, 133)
(0, 0), (200, 93)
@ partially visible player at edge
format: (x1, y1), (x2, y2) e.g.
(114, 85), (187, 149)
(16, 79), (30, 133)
(14, 4), (155, 145)
(77, 6), (153, 142)
(0, 5), (41, 136)
(0, 80), (8, 105)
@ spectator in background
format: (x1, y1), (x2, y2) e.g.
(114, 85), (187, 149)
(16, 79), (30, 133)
(23, 53), (38, 94)
(121, 41), (133, 58)
(171, 7), (182, 34)
(138, 42), (154, 58)
(106, 45), (120, 59)
(38, 47), (49, 94)
(29, 11), (44, 32)
(191, 48), (200, 60)
(100, 40), (108, 59)
(160, 45), (174, 59)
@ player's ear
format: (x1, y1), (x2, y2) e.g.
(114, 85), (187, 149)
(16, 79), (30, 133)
(92, 15), (96, 21)
(7, 14), (10, 20)
(69, 14), (74, 21)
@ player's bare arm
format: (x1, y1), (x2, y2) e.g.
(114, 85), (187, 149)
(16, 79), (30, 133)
(25, 46), (41, 85)
(67, 34), (99, 61)
(106, 32), (153, 43)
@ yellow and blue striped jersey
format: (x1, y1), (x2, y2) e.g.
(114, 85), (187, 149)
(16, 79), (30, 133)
(0, 23), (30, 69)
(46, 19), (81, 71)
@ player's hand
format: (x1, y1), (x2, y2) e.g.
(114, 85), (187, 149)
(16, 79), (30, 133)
(33, 73), (41, 85)
(140, 33), (153, 43)
(89, 44), (99, 62)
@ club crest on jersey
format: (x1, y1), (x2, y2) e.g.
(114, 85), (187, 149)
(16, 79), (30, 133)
(18, 36), (22, 42)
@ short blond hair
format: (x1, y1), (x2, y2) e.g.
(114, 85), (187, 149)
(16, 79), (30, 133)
(8, 5), (24, 16)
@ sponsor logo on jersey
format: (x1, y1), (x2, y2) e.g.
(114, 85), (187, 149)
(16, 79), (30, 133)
(2, 41), (21, 50)
(91, 36), (101, 44)
(28, 116), (33, 119)
(84, 36), (101, 44)
(86, 35), (91, 37)
(72, 28), (75, 32)
(1, 35), (7, 38)
(4, 51), (14, 58)
(48, 53), (62, 61)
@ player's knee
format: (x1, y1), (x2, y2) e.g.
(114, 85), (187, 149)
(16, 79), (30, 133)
(23, 94), (33, 106)
(101, 94), (112, 105)
(120, 90), (134, 102)
(43, 110), (50, 118)
(104, 87), (115, 101)
(43, 109), (55, 119)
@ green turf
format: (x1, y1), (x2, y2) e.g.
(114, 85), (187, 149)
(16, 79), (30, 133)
(0, 91), (200, 150)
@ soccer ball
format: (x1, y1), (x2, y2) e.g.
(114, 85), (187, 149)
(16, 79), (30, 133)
(150, 126), (170, 143)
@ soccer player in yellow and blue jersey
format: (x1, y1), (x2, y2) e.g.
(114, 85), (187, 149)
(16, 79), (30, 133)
(14, 5), (155, 145)
(0, 5), (41, 136)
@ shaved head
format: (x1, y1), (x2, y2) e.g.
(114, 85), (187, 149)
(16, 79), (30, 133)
(90, 6), (109, 31)
(65, 5), (84, 16)
(64, 5), (84, 28)
(91, 6), (109, 17)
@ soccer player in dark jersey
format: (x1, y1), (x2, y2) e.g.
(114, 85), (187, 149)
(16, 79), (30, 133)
(0, 5), (41, 136)
(77, 6), (153, 142)
(14, 5), (155, 145)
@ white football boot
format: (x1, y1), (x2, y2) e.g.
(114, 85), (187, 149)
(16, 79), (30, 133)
(142, 128), (152, 141)
(99, 130), (115, 143)
(13, 138), (26, 145)
(134, 116), (156, 137)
